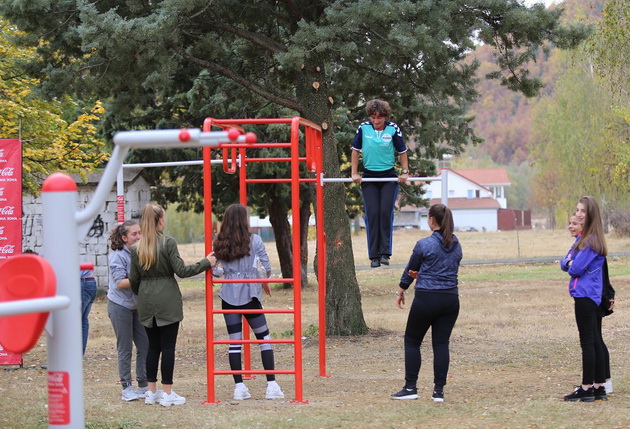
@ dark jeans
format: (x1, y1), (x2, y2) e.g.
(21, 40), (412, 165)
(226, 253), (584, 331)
(404, 290), (459, 389)
(145, 320), (180, 385)
(574, 297), (606, 385)
(361, 169), (399, 259)
(80, 278), (97, 355)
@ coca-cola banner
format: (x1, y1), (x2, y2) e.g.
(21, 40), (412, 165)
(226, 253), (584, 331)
(0, 139), (22, 260)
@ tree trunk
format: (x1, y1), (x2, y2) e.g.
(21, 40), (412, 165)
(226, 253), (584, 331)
(268, 194), (292, 289)
(297, 59), (368, 336)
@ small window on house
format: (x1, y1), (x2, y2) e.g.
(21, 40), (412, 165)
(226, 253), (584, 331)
(475, 190), (480, 198)
(426, 191), (432, 199)
(467, 190), (473, 199)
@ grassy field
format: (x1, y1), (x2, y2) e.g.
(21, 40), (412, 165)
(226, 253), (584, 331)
(1, 230), (629, 428)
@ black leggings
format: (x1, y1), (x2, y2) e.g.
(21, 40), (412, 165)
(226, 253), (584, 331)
(404, 290), (459, 389)
(574, 297), (606, 385)
(145, 319), (179, 385)
(222, 299), (275, 383)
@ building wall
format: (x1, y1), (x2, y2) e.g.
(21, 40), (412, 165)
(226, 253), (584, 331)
(425, 170), (493, 200)
(453, 209), (498, 232)
(22, 177), (151, 290)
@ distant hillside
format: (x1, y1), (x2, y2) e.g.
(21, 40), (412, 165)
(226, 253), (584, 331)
(465, 0), (604, 165)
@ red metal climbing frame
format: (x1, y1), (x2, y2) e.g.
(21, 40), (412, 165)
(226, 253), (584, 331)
(202, 117), (326, 404)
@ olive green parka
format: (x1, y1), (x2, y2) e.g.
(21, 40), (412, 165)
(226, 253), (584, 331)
(130, 233), (210, 327)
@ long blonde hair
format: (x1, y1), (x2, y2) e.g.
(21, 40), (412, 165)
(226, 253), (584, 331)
(137, 204), (164, 270)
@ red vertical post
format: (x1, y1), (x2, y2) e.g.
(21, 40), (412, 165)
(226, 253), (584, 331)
(314, 129), (327, 377)
(238, 142), (253, 378)
(202, 118), (217, 403)
(290, 117), (304, 402)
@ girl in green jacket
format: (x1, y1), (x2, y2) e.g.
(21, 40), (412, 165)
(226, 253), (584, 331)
(130, 204), (213, 407)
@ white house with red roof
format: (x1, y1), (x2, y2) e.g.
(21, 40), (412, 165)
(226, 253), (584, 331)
(397, 168), (514, 232)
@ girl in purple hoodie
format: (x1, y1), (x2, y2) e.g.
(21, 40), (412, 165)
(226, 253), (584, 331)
(561, 196), (608, 402)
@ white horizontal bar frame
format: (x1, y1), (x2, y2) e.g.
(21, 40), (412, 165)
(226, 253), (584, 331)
(0, 296), (71, 317)
(322, 177), (438, 183)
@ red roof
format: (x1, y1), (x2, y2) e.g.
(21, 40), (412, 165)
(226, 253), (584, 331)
(455, 169), (510, 186)
(430, 197), (500, 209)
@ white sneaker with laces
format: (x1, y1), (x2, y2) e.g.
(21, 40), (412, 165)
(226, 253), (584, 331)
(160, 390), (186, 407)
(233, 383), (251, 400)
(144, 389), (162, 405)
(604, 379), (614, 394)
(121, 386), (139, 402)
(266, 381), (285, 399)
(135, 387), (148, 398)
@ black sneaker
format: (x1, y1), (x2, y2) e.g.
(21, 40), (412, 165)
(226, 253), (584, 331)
(391, 387), (418, 400)
(370, 258), (381, 268)
(594, 386), (607, 401)
(431, 390), (444, 402)
(379, 255), (390, 266)
(563, 386), (595, 402)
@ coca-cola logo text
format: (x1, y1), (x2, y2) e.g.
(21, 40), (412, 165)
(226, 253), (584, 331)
(0, 245), (15, 254)
(0, 167), (14, 177)
(0, 206), (14, 215)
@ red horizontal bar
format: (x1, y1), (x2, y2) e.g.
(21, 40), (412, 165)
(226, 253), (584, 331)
(213, 370), (296, 375)
(213, 309), (295, 314)
(244, 157), (307, 163)
(213, 339), (295, 344)
(204, 117), (321, 130)
(213, 278), (293, 284)
(245, 178), (317, 183)
(217, 143), (291, 149)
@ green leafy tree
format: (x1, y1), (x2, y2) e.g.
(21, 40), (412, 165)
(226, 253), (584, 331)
(530, 51), (626, 227)
(0, 20), (107, 194)
(1, 0), (587, 335)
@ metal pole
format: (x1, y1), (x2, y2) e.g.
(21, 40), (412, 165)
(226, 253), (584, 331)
(42, 173), (83, 429)
(441, 169), (449, 206)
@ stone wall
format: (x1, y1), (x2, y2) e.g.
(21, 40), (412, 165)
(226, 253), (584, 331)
(22, 169), (152, 290)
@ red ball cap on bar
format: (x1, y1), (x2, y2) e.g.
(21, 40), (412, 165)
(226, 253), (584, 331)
(42, 172), (77, 192)
(245, 132), (257, 144)
(179, 129), (191, 142)
(227, 128), (241, 142)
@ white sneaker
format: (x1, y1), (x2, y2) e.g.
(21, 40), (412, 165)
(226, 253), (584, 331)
(144, 389), (162, 405)
(160, 390), (186, 407)
(135, 387), (148, 398)
(233, 383), (251, 400)
(265, 381), (285, 399)
(604, 379), (614, 394)
(121, 386), (139, 402)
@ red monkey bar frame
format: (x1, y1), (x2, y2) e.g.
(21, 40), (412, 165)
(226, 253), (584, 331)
(202, 117), (325, 404)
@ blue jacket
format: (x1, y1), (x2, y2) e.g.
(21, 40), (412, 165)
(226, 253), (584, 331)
(560, 240), (605, 305)
(400, 231), (462, 291)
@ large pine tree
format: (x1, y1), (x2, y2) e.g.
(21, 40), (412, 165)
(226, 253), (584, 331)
(0, 0), (588, 335)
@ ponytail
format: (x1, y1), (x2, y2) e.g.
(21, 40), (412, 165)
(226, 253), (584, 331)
(137, 204), (164, 270)
(429, 204), (454, 247)
(109, 220), (139, 251)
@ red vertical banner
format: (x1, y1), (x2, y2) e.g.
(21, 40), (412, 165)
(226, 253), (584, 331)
(0, 139), (22, 261)
(117, 194), (125, 223)
(0, 139), (23, 365)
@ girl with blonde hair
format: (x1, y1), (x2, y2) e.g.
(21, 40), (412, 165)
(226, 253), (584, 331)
(130, 204), (213, 407)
